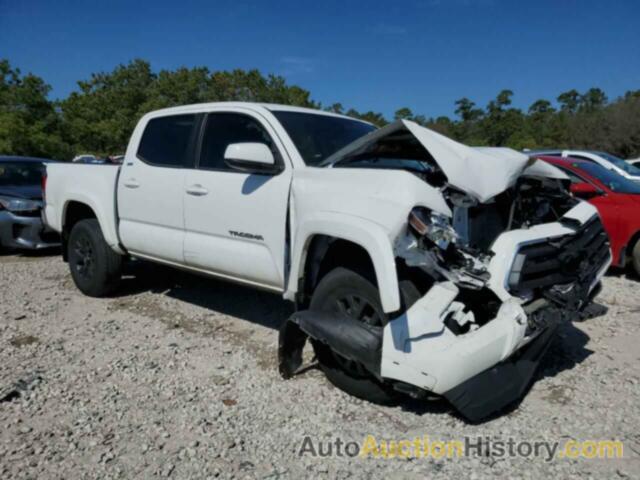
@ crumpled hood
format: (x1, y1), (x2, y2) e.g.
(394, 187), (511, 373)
(0, 184), (42, 200)
(473, 146), (569, 181)
(325, 120), (533, 202)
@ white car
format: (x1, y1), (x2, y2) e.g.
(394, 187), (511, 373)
(72, 154), (99, 164)
(43, 103), (611, 421)
(628, 157), (640, 168)
(528, 149), (640, 182)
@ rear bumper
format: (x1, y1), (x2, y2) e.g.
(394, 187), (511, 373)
(0, 210), (60, 250)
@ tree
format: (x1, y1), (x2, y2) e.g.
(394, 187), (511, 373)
(2, 57), (640, 161)
(325, 103), (344, 114)
(454, 97), (483, 122)
(393, 107), (427, 126)
(579, 87), (608, 112)
(394, 107), (414, 120)
(60, 59), (155, 155)
(528, 99), (555, 115)
(480, 90), (524, 146)
(140, 66), (211, 112)
(0, 59), (70, 159)
(557, 89), (581, 113)
(345, 109), (387, 127)
(59, 61), (318, 155)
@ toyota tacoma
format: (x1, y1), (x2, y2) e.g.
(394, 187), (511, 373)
(43, 103), (611, 421)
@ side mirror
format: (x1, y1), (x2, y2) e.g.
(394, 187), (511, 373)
(570, 182), (600, 199)
(224, 143), (282, 174)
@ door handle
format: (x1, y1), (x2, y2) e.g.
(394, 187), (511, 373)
(185, 184), (209, 196)
(123, 179), (140, 189)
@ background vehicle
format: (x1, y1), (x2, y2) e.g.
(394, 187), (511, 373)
(528, 149), (640, 183)
(43, 103), (610, 421)
(0, 156), (60, 250)
(540, 155), (640, 275)
(628, 157), (640, 168)
(72, 154), (99, 163)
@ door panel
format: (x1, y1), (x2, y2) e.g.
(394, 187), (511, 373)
(117, 113), (198, 263)
(118, 161), (186, 262)
(183, 112), (291, 289)
(589, 194), (620, 261)
(183, 171), (291, 287)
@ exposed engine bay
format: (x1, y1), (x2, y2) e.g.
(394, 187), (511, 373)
(395, 174), (581, 304)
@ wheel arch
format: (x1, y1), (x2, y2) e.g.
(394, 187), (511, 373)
(61, 198), (123, 260)
(285, 213), (401, 313)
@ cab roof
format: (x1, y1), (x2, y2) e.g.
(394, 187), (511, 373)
(141, 101), (371, 125)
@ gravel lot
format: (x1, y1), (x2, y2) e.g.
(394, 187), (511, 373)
(1, 251), (639, 479)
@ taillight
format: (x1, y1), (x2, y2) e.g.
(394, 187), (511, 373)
(41, 173), (47, 198)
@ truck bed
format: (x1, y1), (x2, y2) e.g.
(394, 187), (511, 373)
(43, 163), (122, 251)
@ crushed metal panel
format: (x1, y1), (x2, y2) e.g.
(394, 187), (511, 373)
(324, 120), (532, 202)
(404, 122), (530, 202)
(474, 146), (569, 180)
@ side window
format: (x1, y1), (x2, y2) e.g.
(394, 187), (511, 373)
(199, 113), (276, 171)
(558, 167), (587, 184)
(571, 155), (596, 164)
(137, 114), (197, 167)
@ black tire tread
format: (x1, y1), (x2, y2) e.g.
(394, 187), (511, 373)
(68, 219), (122, 297)
(309, 267), (420, 404)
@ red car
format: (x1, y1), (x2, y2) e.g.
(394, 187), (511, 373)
(539, 155), (640, 275)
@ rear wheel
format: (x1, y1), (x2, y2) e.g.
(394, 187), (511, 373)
(68, 219), (122, 297)
(309, 267), (420, 404)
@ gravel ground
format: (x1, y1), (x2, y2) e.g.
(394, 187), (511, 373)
(0, 251), (639, 479)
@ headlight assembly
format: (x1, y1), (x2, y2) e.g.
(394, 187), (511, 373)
(408, 207), (458, 250)
(0, 196), (42, 213)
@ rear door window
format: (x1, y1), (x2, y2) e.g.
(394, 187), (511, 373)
(137, 114), (197, 167)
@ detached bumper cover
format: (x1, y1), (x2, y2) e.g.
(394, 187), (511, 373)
(279, 310), (383, 379)
(0, 210), (60, 249)
(443, 324), (557, 422)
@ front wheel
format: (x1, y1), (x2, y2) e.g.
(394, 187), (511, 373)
(67, 219), (122, 297)
(309, 267), (420, 404)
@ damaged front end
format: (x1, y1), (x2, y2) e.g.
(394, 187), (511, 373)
(279, 121), (611, 422)
(383, 194), (610, 421)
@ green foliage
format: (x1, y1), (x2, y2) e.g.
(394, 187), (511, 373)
(1, 58), (639, 160)
(449, 88), (640, 156)
(345, 109), (388, 127)
(60, 59), (155, 156)
(0, 60), (71, 159)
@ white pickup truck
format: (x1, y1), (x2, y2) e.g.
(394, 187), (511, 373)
(44, 102), (611, 421)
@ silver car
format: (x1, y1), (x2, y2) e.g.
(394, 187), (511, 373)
(0, 156), (60, 250)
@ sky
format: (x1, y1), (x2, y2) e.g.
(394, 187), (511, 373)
(1, 0), (639, 119)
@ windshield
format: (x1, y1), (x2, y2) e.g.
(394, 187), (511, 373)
(272, 111), (376, 166)
(594, 151), (640, 175)
(574, 161), (640, 194)
(0, 162), (45, 187)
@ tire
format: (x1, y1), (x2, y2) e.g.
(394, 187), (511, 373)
(632, 240), (640, 277)
(67, 219), (122, 297)
(309, 266), (421, 404)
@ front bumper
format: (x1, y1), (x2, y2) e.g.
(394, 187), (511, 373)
(379, 209), (610, 420)
(279, 207), (610, 422)
(0, 210), (60, 250)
